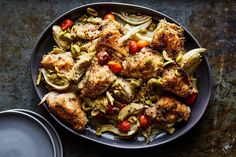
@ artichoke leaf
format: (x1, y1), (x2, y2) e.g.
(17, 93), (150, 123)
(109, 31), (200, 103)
(52, 26), (71, 50)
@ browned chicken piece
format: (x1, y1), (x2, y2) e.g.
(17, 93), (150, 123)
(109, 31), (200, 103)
(40, 92), (87, 131)
(75, 23), (101, 40)
(155, 96), (190, 123)
(152, 19), (185, 59)
(97, 19), (129, 58)
(121, 48), (164, 79)
(41, 52), (74, 73)
(78, 59), (117, 98)
(161, 64), (198, 98)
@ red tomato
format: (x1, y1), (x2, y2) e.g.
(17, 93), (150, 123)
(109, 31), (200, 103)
(118, 104), (126, 110)
(104, 13), (116, 20)
(137, 40), (148, 49)
(60, 19), (74, 30)
(108, 61), (122, 73)
(129, 40), (139, 54)
(186, 93), (197, 105)
(95, 112), (104, 120)
(118, 120), (131, 132)
(139, 115), (150, 128)
(97, 51), (111, 65)
(106, 104), (116, 114)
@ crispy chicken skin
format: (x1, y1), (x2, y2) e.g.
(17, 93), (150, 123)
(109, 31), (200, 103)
(155, 96), (190, 123)
(78, 59), (117, 98)
(121, 48), (164, 79)
(41, 52), (74, 73)
(161, 64), (198, 98)
(43, 92), (87, 131)
(75, 23), (101, 40)
(97, 19), (129, 58)
(152, 19), (185, 59)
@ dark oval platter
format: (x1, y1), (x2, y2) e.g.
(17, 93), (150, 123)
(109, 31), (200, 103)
(31, 2), (212, 149)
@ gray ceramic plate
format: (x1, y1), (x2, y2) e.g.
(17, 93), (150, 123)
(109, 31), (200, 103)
(31, 2), (212, 149)
(0, 110), (56, 157)
(10, 109), (63, 157)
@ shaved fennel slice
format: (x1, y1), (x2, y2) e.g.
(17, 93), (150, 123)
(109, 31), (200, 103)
(118, 20), (152, 44)
(111, 12), (152, 25)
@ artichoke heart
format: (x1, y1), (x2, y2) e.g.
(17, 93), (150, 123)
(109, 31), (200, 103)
(118, 103), (146, 121)
(109, 77), (137, 103)
(66, 52), (95, 82)
(96, 116), (140, 137)
(179, 48), (207, 73)
(41, 68), (70, 90)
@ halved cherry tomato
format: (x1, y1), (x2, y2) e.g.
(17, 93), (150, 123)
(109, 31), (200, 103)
(137, 40), (148, 49)
(108, 61), (122, 73)
(97, 51), (111, 65)
(60, 19), (74, 30)
(139, 115), (150, 128)
(118, 104), (126, 110)
(104, 13), (116, 20)
(129, 40), (139, 54)
(186, 93), (197, 105)
(95, 112), (104, 120)
(118, 120), (130, 132)
(106, 104), (117, 114)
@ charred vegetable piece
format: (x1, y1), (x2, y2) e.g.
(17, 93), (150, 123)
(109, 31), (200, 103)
(152, 19), (185, 59)
(118, 103), (146, 121)
(96, 116), (140, 137)
(66, 52), (95, 82)
(161, 64), (198, 98)
(39, 92), (87, 131)
(179, 48), (207, 73)
(155, 96), (191, 123)
(78, 59), (117, 98)
(121, 48), (164, 79)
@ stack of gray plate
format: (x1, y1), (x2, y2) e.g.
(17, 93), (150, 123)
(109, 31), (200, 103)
(0, 109), (63, 157)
